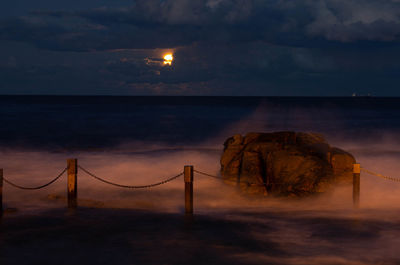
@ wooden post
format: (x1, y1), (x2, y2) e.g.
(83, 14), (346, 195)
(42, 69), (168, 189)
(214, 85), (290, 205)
(353, 163), (360, 209)
(0, 169), (3, 217)
(184, 165), (193, 215)
(67, 159), (78, 209)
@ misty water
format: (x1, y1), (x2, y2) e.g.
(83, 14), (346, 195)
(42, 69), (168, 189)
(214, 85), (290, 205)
(1, 96), (400, 265)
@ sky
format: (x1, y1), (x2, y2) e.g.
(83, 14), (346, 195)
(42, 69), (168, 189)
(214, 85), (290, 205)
(0, 0), (399, 96)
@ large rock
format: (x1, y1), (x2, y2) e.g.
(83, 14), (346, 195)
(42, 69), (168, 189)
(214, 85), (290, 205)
(220, 132), (355, 197)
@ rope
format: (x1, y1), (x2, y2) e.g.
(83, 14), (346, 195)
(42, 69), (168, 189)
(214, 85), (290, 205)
(78, 165), (183, 189)
(361, 168), (400, 182)
(3, 168), (67, 190)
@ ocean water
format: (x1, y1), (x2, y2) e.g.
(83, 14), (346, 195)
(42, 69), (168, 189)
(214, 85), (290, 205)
(1, 96), (400, 149)
(1, 96), (400, 265)
(1, 96), (400, 211)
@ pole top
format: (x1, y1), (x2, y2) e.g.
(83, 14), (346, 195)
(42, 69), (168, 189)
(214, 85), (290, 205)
(184, 165), (193, 182)
(353, 163), (361, 174)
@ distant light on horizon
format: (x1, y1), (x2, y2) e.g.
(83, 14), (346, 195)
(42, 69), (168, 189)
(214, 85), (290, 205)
(163, 54), (173, 65)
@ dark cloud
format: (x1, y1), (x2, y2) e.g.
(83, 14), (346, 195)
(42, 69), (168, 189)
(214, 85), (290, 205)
(305, 0), (400, 42)
(0, 0), (133, 17)
(2, 39), (399, 96)
(1, 0), (400, 52)
(0, 0), (400, 95)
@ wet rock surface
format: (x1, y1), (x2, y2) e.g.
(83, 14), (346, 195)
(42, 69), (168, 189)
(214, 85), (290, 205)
(220, 132), (355, 197)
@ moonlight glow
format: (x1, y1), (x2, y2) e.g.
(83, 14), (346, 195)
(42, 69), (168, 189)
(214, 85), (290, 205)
(163, 54), (173, 65)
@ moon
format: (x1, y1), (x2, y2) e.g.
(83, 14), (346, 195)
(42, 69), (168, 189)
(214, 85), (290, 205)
(163, 54), (173, 65)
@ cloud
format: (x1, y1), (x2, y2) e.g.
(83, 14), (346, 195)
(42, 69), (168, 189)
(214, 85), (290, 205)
(1, 0), (400, 52)
(1, 38), (400, 96)
(1, 0), (400, 95)
(306, 0), (400, 42)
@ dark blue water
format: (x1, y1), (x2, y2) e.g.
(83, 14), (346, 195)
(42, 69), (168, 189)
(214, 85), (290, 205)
(1, 96), (400, 150)
(2, 96), (400, 265)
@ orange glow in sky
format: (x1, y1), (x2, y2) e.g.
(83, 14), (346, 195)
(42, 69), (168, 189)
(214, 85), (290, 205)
(163, 54), (173, 65)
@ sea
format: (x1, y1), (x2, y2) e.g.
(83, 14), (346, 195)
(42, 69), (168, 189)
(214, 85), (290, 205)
(1, 96), (400, 265)
(1, 95), (400, 149)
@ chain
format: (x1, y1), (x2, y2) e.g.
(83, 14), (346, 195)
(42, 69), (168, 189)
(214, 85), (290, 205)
(361, 168), (400, 182)
(194, 169), (275, 186)
(197, 167), (400, 186)
(193, 169), (224, 180)
(3, 168), (67, 190)
(78, 165), (183, 189)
